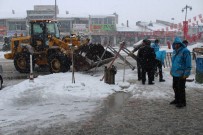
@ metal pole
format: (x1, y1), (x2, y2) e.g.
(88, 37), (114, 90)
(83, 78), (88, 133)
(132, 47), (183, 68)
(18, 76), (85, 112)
(72, 46), (75, 83)
(182, 5), (192, 39)
(55, 0), (57, 20)
(29, 54), (34, 81)
(123, 56), (126, 82)
(185, 5), (187, 22)
(70, 37), (75, 83)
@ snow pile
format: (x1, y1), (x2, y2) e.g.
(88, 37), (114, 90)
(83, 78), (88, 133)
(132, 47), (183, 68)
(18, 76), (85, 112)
(0, 51), (7, 59)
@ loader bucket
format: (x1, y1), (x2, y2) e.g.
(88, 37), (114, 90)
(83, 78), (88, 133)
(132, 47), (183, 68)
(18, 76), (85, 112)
(73, 43), (114, 71)
(74, 53), (114, 71)
(4, 53), (14, 59)
(90, 57), (114, 68)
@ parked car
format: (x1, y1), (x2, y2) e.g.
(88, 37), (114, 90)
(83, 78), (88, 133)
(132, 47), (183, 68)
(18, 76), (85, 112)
(0, 65), (3, 90)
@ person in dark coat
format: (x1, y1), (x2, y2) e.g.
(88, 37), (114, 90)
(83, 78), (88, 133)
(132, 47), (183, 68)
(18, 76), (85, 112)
(131, 40), (147, 80)
(170, 37), (192, 108)
(137, 39), (156, 85)
(182, 39), (189, 47)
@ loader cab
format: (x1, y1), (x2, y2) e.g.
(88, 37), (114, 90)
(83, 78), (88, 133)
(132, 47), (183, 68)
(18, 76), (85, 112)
(30, 20), (60, 50)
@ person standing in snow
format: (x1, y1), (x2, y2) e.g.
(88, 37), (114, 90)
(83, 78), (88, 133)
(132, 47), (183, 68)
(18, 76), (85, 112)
(151, 39), (165, 82)
(137, 39), (156, 85)
(130, 39), (147, 81)
(170, 37), (192, 108)
(182, 39), (189, 47)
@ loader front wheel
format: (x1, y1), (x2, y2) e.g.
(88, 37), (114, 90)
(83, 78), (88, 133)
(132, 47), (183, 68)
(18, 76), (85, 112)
(14, 52), (35, 73)
(48, 54), (70, 73)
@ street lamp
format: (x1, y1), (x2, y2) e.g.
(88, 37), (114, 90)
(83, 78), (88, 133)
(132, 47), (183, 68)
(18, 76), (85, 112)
(182, 5), (192, 39)
(182, 5), (192, 22)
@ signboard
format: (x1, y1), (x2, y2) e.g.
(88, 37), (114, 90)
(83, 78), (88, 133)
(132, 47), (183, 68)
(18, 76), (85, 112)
(0, 26), (7, 31)
(0, 31), (6, 36)
(90, 24), (115, 32)
(0, 26), (7, 36)
(7, 30), (27, 37)
(72, 24), (88, 33)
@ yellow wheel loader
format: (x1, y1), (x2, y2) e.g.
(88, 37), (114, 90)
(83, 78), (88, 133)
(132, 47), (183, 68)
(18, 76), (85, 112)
(4, 20), (114, 73)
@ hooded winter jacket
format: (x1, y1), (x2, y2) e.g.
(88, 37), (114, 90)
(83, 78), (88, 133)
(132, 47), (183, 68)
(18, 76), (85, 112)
(151, 43), (160, 52)
(170, 37), (192, 77)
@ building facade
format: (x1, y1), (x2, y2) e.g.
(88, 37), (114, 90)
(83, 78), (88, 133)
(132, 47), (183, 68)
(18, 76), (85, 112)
(0, 5), (201, 45)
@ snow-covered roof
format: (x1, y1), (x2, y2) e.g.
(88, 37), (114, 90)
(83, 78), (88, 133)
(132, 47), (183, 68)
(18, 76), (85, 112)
(147, 22), (167, 31)
(137, 21), (177, 32)
(0, 13), (26, 19)
(116, 24), (151, 32)
(57, 13), (89, 18)
(89, 14), (116, 18)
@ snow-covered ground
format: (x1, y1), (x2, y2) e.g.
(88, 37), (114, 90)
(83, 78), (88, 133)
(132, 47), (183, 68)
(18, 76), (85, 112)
(0, 68), (202, 134)
(0, 42), (203, 134)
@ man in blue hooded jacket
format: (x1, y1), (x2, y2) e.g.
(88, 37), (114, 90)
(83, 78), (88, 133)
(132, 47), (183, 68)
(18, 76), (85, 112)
(151, 39), (165, 82)
(170, 37), (192, 108)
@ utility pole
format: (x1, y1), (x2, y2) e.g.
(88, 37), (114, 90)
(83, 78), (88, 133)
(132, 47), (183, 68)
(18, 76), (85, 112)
(182, 5), (192, 39)
(55, 0), (57, 20)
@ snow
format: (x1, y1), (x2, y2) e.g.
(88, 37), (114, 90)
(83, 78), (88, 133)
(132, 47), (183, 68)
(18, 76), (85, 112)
(0, 42), (203, 134)
(0, 51), (8, 59)
(0, 67), (202, 134)
(0, 72), (120, 133)
(116, 24), (145, 32)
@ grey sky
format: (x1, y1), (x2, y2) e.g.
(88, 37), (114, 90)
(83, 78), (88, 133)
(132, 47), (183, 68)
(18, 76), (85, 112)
(0, 0), (203, 26)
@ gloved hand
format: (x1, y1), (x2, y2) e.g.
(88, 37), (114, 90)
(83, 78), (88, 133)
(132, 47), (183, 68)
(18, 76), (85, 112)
(182, 76), (188, 79)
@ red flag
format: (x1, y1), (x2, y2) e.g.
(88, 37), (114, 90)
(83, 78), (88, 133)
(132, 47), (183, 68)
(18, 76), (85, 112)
(199, 14), (202, 19)
(193, 16), (196, 21)
(183, 21), (188, 36)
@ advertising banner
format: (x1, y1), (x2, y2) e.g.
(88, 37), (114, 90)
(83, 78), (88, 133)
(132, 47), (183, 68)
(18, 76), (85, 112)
(72, 24), (88, 34)
(90, 24), (115, 32)
(7, 30), (27, 37)
(0, 26), (7, 36)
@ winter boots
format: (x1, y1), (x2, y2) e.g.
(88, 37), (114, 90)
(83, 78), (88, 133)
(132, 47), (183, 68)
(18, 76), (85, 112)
(159, 79), (165, 82)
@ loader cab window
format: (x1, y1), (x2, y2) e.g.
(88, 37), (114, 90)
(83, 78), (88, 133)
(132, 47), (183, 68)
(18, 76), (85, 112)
(33, 24), (43, 35)
(46, 23), (60, 38)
